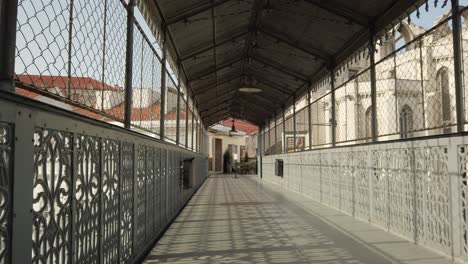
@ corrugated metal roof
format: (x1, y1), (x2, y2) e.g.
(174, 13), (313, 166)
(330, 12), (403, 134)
(147, 0), (423, 126)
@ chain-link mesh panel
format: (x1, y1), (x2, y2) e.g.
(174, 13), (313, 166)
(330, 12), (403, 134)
(187, 110), (193, 150)
(284, 116), (294, 152)
(276, 119), (284, 154)
(179, 98), (187, 147)
(15, 0), (127, 121)
(165, 73), (178, 142)
(335, 69), (371, 143)
(295, 107), (309, 150)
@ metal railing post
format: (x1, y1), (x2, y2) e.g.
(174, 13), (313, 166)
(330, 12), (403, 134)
(176, 64), (181, 145)
(124, 0), (136, 129)
(185, 100), (189, 147)
(274, 113), (277, 154)
(330, 69), (336, 146)
(452, 0), (465, 132)
(369, 30), (378, 142)
(282, 108), (286, 153)
(307, 82), (312, 149)
(0, 0), (19, 92)
(160, 27), (167, 139)
(293, 98), (297, 152)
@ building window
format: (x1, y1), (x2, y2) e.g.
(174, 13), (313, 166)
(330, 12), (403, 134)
(400, 105), (413, 139)
(437, 67), (451, 126)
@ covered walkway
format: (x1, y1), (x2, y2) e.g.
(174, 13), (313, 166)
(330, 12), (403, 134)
(144, 174), (450, 264)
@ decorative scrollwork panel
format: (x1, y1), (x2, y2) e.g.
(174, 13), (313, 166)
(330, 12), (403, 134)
(0, 123), (12, 264)
(136, 146), (147, 248)
(120, 142), (134, 262)
(354, 151), (370, 221)
(74, 135), (100, 264)
(388, 149), (415, 240)
(341, 152), (354, 215)
(154, 148), (161, 232)
(145, 147), (155, 240)
(458, 145), (468, 257)
(415, 147), (450, 253)
(32, 128), (73, 263)
(371, 150), (388, 228)
(102, 140), (120, 263)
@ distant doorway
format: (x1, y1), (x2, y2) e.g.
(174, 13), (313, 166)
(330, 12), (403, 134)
(214, 138), (223, 172)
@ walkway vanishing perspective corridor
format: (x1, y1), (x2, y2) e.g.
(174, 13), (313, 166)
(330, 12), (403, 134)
(144, 174), (451, 264)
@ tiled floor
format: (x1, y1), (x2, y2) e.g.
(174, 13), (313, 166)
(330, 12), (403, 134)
(143, 174), (452, 264)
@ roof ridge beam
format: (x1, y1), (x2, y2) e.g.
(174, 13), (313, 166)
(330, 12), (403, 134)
(166, 0), (231, 25)
(302, 0), (368, 26)
(189, 57), (243, 81)
(251, 55), (309, 82)
(258, 27), (331, 62)
(180, 31), (247, 61)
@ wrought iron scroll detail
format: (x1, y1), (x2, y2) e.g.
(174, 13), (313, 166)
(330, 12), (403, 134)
(102, 139), (120, 263)
(120, 142), (133, 262)
(32, 129), (73, 263)
(74, 135), (101, 263)
(0, 124), (12, 264)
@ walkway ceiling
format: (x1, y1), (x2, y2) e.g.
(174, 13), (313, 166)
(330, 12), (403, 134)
(150, 0), (422, 126)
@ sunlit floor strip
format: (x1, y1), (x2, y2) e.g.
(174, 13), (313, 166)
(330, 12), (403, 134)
(143, 174), (452, 264)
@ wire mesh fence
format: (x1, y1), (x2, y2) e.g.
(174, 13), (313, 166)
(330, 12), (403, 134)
(264, 1), (466, 155)
(13, 0), (206, 153)
(15, 0), (128, 121)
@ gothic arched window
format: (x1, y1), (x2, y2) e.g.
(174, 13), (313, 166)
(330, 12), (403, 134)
(436, 67), (451, 125)
(400, 105), (413, 139)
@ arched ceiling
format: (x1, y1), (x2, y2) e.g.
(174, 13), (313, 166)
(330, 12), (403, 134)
(149, 0), (422, 126)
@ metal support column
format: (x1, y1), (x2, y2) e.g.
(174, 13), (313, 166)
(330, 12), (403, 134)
(267, 119), (271, 154)
(293, 97), (297, 151)
(191, 111), (194, 150)
(258, 125), (263, 178)
(452, 0), (465, 132)
(369, 31), (378, 142)
(160, 27), (167, 139)
(307, 82), (312, 149)
(274, 113), (277, 154)
(176, 64), (181, 145)
(330, 69), (336, 146)
(0, 0), (18, 92)
(282, 108), (286, 153)
(185, 100), (189, 147)
(124, 0), (136, 128)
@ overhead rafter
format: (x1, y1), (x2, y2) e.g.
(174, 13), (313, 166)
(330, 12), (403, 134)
(180, 31), (247, 61)
(204, 110), (231, 125)
(237, 96), (275, 114)
(166, 0), (232, 25)
(251, 55), (309, 82)
(254, 77), (294, 96)
(257, 27), (331, 62)
(189, 56), (243, 81)
(193, 73), (242, 96)
(199, 90), (237, 111)
(250, 91), (282, 105)
(241, 0), (266, 74)
(302, 0), (368, 26)
(200, 99), (231, 115)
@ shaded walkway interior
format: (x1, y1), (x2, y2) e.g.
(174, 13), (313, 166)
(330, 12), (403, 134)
(144, 174), (451, 264)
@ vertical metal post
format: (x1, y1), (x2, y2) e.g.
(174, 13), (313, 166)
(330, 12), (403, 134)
(185, 100), (189, 147)
(282, 108), (286, 153)
(160, 27), (167, 139)
(11, 109), (34, 263)
(66, 0), (75, 99)
(124, 0), (135, 129)
(267, 119), (270, 154)
(452, 0), (465, 132)
(330, 69), (336, 146)
(307, 83), (312, 149)
(274, 113), (277, 155)
(258, 126), (262, 178)
(191, 111), (194, 150)
(293, 97), (297, 151)
(0, 0), (19, 92)
(418, 39), (426, 130)
(369, 30), (378, 142)
(176, 64), (181, 145)
(393, 53), (398, 135)
(100, 0), (109, 111)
